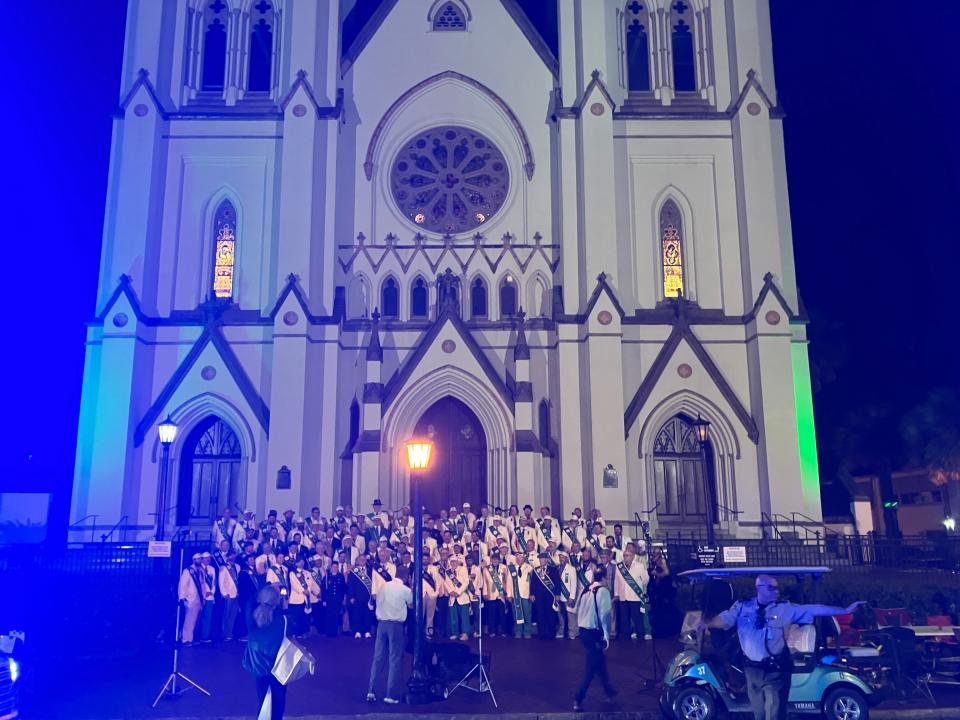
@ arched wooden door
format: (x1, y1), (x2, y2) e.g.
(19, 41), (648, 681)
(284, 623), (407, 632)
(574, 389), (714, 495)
(413, 397), (487, 515)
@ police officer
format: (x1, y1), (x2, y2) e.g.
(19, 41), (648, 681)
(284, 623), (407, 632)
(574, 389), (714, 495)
(696, 575), (865, 720)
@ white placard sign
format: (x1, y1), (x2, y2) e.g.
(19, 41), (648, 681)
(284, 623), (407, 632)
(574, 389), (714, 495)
(723, 546), (747, 564)
(148, 540), (172, 558)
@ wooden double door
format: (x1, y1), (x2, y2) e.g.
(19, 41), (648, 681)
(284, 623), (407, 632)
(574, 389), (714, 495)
(413, 397), (487, 515)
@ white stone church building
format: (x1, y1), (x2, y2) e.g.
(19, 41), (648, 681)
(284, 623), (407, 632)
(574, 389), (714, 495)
(71, 0), (823, 540)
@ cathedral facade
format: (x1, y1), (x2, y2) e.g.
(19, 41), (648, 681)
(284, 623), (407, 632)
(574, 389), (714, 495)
(71, 0), (822, 540)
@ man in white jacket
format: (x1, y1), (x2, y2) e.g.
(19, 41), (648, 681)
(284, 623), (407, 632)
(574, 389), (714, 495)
(177, 553), (204, 645)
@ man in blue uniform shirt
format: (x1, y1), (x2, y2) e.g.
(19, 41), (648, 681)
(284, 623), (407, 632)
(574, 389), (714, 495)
(697, 574), (864, 720)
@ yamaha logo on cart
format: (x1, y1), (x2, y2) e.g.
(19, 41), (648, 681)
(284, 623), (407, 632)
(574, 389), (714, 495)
(790, 701), (819, 712)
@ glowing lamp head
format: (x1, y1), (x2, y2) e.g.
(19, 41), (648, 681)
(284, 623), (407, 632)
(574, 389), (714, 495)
(405, 439), (433, 471)
(944, 518), (956, 532)
(158, 415), (178, 445)
(691, 414), (710, 444)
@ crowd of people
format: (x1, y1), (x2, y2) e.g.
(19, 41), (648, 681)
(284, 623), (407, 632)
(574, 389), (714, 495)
(177, 499), (682, 647)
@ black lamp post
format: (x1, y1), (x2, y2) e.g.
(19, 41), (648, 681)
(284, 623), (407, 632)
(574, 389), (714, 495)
(690, 414), (714, 546)
(404, 438), (433, 703)
(156, 415), (178, 541)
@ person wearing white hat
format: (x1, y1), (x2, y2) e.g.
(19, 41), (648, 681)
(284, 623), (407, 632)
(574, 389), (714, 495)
(536, 515), (561, 551)
(562, 514), (587, 551)
(444, 554), (472, 640)
(178, 553), (205, 645)
(460, 502), (477, 531)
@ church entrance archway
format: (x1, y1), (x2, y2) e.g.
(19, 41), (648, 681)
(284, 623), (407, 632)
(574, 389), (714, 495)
(413, 396), (487, 515)
(176, 415), (243, 527)
(651, 414), (717, 530)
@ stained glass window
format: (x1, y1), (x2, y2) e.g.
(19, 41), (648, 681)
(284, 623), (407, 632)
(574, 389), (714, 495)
(660, 199), (684, 298)
(433, 2), (467, 31)
(670, 0), (696, 92)
(390, 125), (509, 234)
(625, 1), (651, 92)
(212, 200), (236, 299)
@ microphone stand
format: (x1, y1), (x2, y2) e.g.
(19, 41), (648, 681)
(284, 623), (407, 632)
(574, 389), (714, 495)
(634, 505), (667, 690)
(446, 561), (497, 707)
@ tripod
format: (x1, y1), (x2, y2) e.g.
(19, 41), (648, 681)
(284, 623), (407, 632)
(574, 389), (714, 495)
(446, 566), (497, 707)
(152, 545), (211, 707)
(633, 508), (667, 690)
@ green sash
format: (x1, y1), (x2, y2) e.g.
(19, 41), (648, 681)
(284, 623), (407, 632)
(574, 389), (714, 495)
(558, 567), (573, 600)
(489, 525), (502, 542)
(422, 568), (436, 591)
(563, 527), (578, 548)
(572, 560), (590, 590)
(507, 563), (524, 624)
(616, 561), (648, 604)
(489, 564), (507, 600)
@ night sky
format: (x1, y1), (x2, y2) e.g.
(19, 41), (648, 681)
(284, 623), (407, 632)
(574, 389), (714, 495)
(4, 1), (957, 527)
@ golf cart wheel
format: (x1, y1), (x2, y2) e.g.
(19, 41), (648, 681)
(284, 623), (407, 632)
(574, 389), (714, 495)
(823, 687), (869, 720)
(673, 686), (716, 720)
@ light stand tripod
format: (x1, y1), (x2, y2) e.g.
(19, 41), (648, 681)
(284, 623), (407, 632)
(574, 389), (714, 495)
(445, 563), (497, 707)
(152, 545), (211, 707)
(633, 507), (667, 691)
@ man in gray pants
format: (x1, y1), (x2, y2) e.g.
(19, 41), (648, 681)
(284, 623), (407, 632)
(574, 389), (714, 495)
(366, 575), (413, 704)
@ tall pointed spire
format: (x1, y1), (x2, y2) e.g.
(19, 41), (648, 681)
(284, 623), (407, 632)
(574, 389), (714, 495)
(366, 308), (383, 361)
(513, 306), (530, 361)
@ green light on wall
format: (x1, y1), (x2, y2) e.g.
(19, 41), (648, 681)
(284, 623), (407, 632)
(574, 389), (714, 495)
(791, 343), (821, 511)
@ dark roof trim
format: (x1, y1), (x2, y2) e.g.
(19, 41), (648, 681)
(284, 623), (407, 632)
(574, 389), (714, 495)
(117, 68), (166, 118)
(96, 274), (150, 325)
(623, 299), (759, 444)
(381, 307), (514, 411)
(727, 69), (784, 119)
(498, 0), (559, 77)
(341, 0), (558, 78)
(134, 326), (271, 446)
(747, 272), (802, 323)
(554, 272), (627, 323)
(341, 0), (401, 75)
(267, 274), (340, 324)
(279, 69), (343, 119)
(364, 70), (536, 181)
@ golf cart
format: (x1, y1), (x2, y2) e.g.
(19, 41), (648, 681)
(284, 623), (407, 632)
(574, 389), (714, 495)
(659, 566), (882, 720)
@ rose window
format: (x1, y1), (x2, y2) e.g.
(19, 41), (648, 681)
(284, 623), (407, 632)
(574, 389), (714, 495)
(390, 125), (509, 234)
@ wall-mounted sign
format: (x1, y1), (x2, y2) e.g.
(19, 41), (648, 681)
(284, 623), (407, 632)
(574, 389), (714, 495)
(723, 546), (748, 564)
(277, 465), (292, 490)
(602, 464), (618, 488)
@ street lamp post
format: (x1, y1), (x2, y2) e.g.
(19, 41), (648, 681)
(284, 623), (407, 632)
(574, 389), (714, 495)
(156, 416), (178, 541)
(690, 414), (714, 546)
(404, 438), (433, 703)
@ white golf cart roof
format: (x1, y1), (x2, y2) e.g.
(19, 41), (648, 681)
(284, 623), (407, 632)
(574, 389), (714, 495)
(678, 566), (832, 580)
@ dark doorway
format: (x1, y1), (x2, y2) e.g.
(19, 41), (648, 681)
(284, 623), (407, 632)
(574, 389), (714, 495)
(176, 415), (242, 527)
(413, 397), (487, 515)
(651, 414), (717, 530)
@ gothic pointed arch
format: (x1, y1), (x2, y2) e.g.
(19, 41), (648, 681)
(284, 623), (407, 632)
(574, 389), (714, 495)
(525, 271), (550, 318)
(469, 274), (489, 319)
(247, 0), (276, 92)
(651, 186), (696, 302)
(364, 71), (536, 182)
(211, 199), (237, 299)
(624, 1), (652, 92)
(669, 0), (696, 92)
(176, 414), (244, 526)
(429, 0), (470, 31)
(380, 274), (401, 319)
(200, 0), (230, 91)
(346, 274), (371, 319)
(498, 273), (518, 318)
(410, 274), (430, 319)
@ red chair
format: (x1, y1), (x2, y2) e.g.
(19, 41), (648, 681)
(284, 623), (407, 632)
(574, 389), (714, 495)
(833, 613), (863, 646)
(874, 607), (911, 627)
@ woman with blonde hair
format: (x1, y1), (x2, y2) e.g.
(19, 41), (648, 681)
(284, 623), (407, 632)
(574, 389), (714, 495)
(242, 585), (289, 719)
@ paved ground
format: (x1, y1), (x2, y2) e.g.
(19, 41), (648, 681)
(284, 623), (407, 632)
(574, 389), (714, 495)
(18, 630), (960, 719)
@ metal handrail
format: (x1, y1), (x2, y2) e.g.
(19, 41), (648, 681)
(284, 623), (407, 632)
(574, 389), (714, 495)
(68, 514), (99, 542)
(791, 511), (841, 537)
(100, 515), (129, 543)
(760, 512), (784, 540)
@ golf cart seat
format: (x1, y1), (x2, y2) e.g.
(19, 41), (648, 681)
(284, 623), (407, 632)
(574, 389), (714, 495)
(786, 624), (820, 672)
